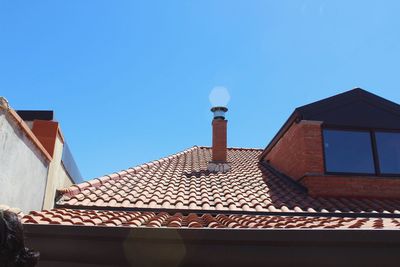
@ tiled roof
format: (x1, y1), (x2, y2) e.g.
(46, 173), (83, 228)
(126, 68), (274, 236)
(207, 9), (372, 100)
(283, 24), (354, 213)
(56, 146), (400, 215)
(22, 208), (400, 229)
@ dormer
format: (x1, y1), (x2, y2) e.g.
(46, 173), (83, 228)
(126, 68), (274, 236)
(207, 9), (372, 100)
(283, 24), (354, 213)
(260, 88), (400, 198)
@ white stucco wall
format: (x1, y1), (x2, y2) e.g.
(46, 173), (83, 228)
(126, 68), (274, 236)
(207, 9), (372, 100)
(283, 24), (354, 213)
(42, 134), (73, 210)
(0, 110), (49, 213)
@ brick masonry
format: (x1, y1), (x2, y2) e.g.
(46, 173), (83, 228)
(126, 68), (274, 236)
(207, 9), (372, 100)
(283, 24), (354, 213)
(263, 120), (324, 181)
(263, 119), (400, 199)
(212, 119), (227, 162)
(302, 175), (400, 198)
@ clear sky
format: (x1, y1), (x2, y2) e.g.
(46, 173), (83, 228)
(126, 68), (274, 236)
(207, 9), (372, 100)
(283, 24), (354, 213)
(1, 1), (400, 180)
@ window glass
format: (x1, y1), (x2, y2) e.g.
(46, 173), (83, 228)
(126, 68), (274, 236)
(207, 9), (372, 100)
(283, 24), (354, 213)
(323, 129), (375, 174)
(375, 132), (400, 174)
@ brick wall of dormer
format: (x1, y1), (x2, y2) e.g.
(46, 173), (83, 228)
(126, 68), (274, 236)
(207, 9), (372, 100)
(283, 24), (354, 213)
(262, 119), (400, 199)
(301, 175), (400, 198)
(262, 120), (324, 181)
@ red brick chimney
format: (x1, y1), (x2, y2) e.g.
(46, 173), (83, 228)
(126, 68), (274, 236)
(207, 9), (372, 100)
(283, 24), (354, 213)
(208, 107), (230, 172)
(212, 118), (227, 162)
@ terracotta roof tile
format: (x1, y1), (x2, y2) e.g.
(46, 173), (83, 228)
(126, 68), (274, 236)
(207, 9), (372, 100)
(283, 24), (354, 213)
(56, 146), (400, 216)
(22, 209), (400, 230)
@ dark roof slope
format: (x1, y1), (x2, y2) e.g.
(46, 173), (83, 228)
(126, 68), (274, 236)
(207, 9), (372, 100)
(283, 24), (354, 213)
(16, 110), (54, 121)
(56, 146), (400, 216)
(295, 88), (400, 129)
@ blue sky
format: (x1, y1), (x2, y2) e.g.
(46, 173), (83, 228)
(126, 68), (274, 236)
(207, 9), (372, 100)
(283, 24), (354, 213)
(1, 1), (400, 180)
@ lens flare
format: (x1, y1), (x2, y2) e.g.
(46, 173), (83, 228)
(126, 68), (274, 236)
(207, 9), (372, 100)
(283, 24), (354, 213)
(209, 86), (230, 107)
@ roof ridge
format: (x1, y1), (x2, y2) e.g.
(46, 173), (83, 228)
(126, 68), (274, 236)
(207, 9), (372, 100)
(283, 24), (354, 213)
(227, 147), (264, 151)
(197, 146), (263, 151)
(56, 145), (200, 199)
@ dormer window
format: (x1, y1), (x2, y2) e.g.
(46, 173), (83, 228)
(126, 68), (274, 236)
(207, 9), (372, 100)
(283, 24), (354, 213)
(375, 131), (400, 174)
(323, 129), (375, 174)
(261, 88), (400, 198)
(323, 129), (400, 176)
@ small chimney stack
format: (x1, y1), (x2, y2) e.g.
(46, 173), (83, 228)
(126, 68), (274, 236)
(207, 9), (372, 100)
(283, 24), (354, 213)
(208, 106), (230, 173)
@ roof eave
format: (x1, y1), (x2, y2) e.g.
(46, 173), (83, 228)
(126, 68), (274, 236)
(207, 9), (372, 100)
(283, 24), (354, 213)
(24, 224), (400, 266)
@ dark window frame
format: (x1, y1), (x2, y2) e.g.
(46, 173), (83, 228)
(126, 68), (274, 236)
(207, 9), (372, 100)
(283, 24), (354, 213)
(321, 125), (400, 177)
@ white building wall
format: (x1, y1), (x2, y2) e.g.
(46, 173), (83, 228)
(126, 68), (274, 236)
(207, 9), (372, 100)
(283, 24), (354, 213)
(0, 110), (49, 213)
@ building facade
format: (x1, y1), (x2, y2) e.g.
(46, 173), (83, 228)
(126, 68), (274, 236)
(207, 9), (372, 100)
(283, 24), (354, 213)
(0, 98), (82, 213)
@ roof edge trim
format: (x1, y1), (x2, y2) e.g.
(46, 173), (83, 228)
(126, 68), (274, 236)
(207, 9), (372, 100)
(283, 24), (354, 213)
(1, 106), (52, 162)
(52, 204), (400, 219)
(259, 111), (301, 160)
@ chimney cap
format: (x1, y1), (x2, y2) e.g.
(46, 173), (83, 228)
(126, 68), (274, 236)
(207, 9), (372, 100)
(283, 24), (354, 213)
(211, 106), (228, 120)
